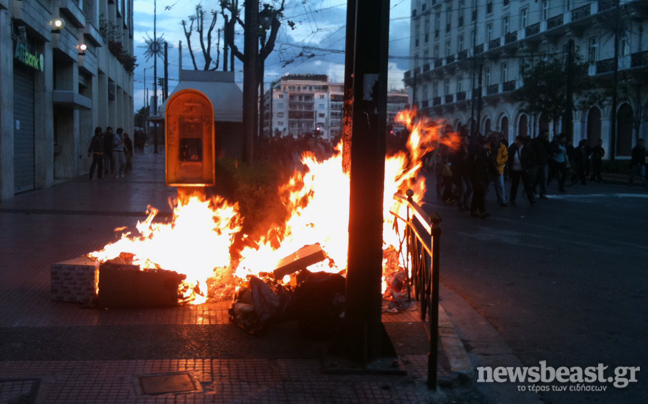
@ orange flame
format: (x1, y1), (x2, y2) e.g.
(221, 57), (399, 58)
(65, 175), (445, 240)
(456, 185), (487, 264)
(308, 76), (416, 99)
(89, 108), (457, 303)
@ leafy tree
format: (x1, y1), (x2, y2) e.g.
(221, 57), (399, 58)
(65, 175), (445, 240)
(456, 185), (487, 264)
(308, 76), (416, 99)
(514, 53), (601, 135)
(134, 106), (149, 128)
(181, 5), (221, 70)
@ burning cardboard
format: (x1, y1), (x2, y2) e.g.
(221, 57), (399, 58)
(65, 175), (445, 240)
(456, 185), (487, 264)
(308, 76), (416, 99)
(273, 244), (327, 279)
(97, 261), (186, 309)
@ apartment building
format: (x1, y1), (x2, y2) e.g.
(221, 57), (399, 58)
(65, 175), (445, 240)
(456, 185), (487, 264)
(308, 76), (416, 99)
(263, 75), (410, 141)
(0, 0), (135, 199)
(405, 0), (648, 158)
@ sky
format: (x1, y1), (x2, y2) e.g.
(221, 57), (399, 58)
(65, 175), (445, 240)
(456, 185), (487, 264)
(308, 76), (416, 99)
(131, 0), (411, 111)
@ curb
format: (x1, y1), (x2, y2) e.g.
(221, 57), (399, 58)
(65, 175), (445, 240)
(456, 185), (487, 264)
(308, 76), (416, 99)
(438, 304), (474, 386)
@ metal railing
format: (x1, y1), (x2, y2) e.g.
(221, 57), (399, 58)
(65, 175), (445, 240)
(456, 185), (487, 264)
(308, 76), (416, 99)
(391, 191), (442, 390)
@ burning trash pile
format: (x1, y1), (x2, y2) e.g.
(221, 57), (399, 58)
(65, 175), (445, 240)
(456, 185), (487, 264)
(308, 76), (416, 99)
(51, 109), (456, 334)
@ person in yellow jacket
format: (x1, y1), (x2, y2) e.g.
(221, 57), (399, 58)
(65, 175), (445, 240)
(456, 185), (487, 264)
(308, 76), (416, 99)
(487, 132), (509, 207)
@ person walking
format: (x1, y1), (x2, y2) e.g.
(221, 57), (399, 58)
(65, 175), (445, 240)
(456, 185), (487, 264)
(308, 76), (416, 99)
(113, 128), (126, 178)
(124, 132), (133, 173)
(531, 130), (551, 198)
(589, 139), (605, 183)
(469, 136), (494, 218)
(573, 140), (589, 185)
(550, 134), (568, 192)
(103, 126), (115, 175)
(487, 133), (508, 207)
(508, 135), (536, 205)
(451, 136), (472, 212)
(628, 138), (647, 188)
(87, 127), (104, 180)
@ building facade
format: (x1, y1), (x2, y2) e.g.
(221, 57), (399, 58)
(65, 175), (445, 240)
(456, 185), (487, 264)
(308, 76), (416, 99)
(263, 75), (409, 141)
(0, 0), (135, 200)
(406, 0), (648, 159)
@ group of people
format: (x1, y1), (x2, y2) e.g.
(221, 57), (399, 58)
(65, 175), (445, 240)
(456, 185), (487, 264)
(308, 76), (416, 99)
(87, 126), (134, 179)
(433, 129), (610, 218)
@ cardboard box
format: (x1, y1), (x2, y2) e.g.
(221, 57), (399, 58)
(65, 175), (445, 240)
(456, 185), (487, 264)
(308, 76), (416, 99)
(51, 256), (99, 304)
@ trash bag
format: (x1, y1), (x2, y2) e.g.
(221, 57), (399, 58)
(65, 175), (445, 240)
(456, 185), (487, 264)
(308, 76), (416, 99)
(228, 276), (291, 335)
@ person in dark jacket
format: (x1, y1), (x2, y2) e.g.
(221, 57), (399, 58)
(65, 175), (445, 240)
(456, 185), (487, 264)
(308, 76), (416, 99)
(469, 136), (495, 218)
(573, 139), (589, 185)
(103, 126), (115, 175)
(531, 130), (551, 198)
(451, 136), (472, 212)
(628, 138), (647, 188)
(508, 135), (536, 205)
(87, 127), (104, 180)
(589, 139), (605, 183)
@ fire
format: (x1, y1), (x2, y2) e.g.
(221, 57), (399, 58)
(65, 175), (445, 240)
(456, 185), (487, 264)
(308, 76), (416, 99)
(89, 108), (457, 305)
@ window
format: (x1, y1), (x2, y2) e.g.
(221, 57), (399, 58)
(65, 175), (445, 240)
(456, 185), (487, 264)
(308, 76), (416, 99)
(319, 113), (325, 118)
(459, 36), (464, 51)
(588, 37), (598, 63)
(520, 8), (528, 28)
(621, 34), (630, 56)
(485, 66), (491, 86)
(458, 0), (465, 26)
(487, 24), (493, 41)
(278, 112), (285, 117)
(422, 84), (428, 102)
(278, 122), (284, 127)
(425, 17), (430, 43)
(446, 41), (451, 57)
(471, 30), (476, 47)
(319, 95), (325, 99)
(444, 79), (450, 95)
(446, 6), (452, 32)
(501, 62), (507, 83)
(434, 45), (439, 59)
(503, 16), (509, 34)
(566, 0), (571, 11)
(542, 1), (549, 20)
(486, 1), (493, 14)
(457, 75), (463, 92)
(415, 23), (420, 47)
(435, 14), (440, 38)
(432, 82), (438, 98)
(278, 94), (284, 98)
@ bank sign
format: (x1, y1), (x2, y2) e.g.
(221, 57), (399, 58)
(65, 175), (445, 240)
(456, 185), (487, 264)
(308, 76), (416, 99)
(15, 43), (44, 72)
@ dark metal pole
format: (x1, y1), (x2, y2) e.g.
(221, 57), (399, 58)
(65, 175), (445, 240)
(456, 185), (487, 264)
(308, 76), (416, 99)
(243, 0), (259, 163)
(335, 0), (391, 362)
(476, 63), (483, 135)
(341, 0), (356, 173)
(259, 33), (267, 143)
(609, 0), (620, 161)
(565, 39), (574, 142)
(428, 214), (442, 390)
(153, 0), (158, 154)
(164, 41), (169, 101)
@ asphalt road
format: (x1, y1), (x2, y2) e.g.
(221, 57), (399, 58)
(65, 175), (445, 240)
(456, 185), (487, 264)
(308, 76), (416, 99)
(420, 173), (648, 404)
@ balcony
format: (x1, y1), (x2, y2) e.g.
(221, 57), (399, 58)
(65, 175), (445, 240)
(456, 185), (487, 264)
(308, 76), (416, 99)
(456, 91), (466, 101)
(444, 94), (454, 104)
(547, 14), (564, 30)
(457, 50), (468, 60)
(503, 80), (516, 92)
(474, 44), (484, 54)
(446, 55), (455, 64)
(525, 22), (540, 37)
(505, 31), (517, 44)
(572, 4), (591, 21)
(598, 0), (615, 12)
(486, 84), (499, 95)
(489, 38), (501, 50)
(596, 58), (614, 74)
(631, 51), (648, 68)
(432, 97), (442, 106)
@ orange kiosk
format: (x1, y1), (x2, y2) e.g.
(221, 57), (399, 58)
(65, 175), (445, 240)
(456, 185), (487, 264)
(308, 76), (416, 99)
(165, 89), (215, 187)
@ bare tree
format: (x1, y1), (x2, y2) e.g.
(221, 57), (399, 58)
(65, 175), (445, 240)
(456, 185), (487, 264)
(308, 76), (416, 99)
(181, 5), (221, 71)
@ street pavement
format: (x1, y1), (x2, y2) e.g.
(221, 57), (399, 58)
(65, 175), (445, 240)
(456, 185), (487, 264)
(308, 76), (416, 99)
(419, 170), (648, 404)
(0, 149), (487, 404)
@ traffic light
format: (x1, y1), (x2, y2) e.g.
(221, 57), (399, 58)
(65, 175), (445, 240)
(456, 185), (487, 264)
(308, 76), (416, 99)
(314, 126), (321, 137)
